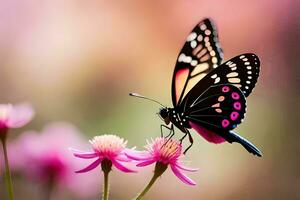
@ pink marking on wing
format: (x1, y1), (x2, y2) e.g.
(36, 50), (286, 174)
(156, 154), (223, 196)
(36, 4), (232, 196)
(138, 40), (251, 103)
(233, 102), (241, 110)
(221, 119), (230, 128)
(230, 111), (239, 121)
(222, 86), (230, 93)
(189, 122), (225, 144)
(231, 92), (240, 100)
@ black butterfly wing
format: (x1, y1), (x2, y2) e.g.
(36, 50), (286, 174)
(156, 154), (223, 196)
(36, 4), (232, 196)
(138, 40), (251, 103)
(181, 84), (261, 156)
(185, 84), (246, 133)
(171, 18), (223, 106)
(179, 53), (260, 110)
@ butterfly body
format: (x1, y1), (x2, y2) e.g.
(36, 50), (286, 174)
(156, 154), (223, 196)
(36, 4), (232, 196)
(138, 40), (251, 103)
(159, 107), (191, 133)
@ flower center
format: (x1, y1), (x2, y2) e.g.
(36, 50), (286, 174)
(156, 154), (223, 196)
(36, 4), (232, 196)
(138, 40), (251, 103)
(39, 153), (67, 182)
(159, 140), (179, 158)
(90, 135), (127, 158)
(150, 138), (182, 164)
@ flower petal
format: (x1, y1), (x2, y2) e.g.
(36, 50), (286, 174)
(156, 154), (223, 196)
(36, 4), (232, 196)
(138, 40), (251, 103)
(125, 149), (151, 161)
(75, 158), (102, 173)
(136, 159), (156, 167)
(69, 148), (99, 159)
(170, 164), (196, 186)
(175, 163), (198, 172)
(7, 103), (34, 128)
(112, 159), (136, 173)
(115, 155), (132, 162)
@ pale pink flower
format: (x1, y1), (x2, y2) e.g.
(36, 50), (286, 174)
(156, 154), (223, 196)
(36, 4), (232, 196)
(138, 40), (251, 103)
(0, 103), (34, 133)
(8, 122), (101, 198)
(126, 137), (198, 185)
(71, 134), (136, 173)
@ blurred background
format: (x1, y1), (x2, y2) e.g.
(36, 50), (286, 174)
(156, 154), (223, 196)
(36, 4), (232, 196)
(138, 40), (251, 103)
(0, 0), (299, 199)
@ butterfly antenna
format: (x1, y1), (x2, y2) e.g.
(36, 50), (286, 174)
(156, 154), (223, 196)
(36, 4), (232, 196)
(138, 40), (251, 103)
(129, 93), (166, 107)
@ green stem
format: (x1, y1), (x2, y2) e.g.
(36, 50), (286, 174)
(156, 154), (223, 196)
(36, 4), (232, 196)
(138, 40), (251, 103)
(1, 134), (14, 200)
(101, 159), (112, 200)
(135, 162), (167, 200)
(103, 170), (109, 200)
(135, 172), (159, 200)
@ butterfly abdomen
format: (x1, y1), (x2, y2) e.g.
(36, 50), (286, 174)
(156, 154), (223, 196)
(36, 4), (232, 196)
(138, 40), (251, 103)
(189, 121), (226, 144)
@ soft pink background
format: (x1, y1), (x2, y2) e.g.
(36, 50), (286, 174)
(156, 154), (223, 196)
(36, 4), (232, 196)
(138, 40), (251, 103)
(0, 0), (299, 199)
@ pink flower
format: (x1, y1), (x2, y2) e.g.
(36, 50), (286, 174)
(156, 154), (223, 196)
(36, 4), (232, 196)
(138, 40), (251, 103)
(8, 122), (101, 199)
(0, 103), (34, 134)
(71, 134), (136, 173)
(126, 137), (198, 185)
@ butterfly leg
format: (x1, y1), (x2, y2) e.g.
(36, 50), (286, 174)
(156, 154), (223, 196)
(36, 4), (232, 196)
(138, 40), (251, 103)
(179, 132), (188, 144)
(165, 124), (175, 139)
(161, 125), (175, 149)
(160, 124), (174, 138)
(183, 130), (194, 154)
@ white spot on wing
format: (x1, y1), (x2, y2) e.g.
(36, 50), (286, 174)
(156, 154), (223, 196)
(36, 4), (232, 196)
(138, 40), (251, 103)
(191, 63), (208, 76)
(211, 74), (217, 79)
(178, 53), (185, 62)
(187, 32), (197, 41)
(191, 60), (198, 66)
(197, 35), (203, 41)
(205, 29), (211, 35)
(214, 77), (220, 83)
(228, 78), (241, 83)
(186, 56), (192, 63)
(226, 72), (238, 78)
(200, 24), (207, 30)
(210, 50), (216, 56)
(229, 63), (237, 68)
(212, 57), (218, 64)
(191, 40), (197, 48)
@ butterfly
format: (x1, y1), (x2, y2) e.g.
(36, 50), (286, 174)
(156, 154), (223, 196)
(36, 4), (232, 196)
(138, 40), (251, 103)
(130, 18), (262, 156)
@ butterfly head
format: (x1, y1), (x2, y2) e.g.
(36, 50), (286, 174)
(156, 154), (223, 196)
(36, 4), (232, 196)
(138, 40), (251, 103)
(159, 108), (170, 125)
